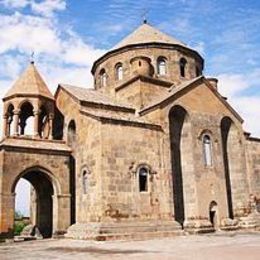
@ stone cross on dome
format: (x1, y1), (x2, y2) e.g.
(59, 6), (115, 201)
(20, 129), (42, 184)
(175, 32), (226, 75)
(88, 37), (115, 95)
(141, 9), (149, 24)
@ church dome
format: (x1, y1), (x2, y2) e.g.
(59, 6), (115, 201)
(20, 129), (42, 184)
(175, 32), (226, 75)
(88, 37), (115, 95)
(92, 22), (204, 92)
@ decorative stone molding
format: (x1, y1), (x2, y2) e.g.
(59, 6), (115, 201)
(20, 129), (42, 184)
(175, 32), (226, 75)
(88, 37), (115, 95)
(129, 162), (157, 176)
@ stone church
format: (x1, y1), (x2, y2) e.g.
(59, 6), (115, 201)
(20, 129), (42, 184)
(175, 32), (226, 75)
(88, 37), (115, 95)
(0, 22), (260, 240)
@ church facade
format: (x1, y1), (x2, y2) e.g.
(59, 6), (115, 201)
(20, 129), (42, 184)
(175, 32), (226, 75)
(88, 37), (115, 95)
(0, 22), (260, 240)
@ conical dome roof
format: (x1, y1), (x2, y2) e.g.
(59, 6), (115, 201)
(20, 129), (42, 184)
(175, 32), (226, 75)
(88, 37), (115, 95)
(111, 22), (187, 50)
(4, 62), (54, 100)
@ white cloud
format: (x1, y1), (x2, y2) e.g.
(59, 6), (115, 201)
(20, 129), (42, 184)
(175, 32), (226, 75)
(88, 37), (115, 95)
(38, 61), (94, 93)
(217, 74), (249, 97)
(1, 0), (66, 17)
(218, 69), (260, 97)
(61, 30), (105, 66)
(233, 96), (260, 137)
(0, 12), (106, 71)
(31, 0), (66, 17)
(0, 11), (105, 78)
(0, 54), (24, 79)
(0, 0), (29, 8)
(217, 71), (260, 136)
(0, 12), (61, 55)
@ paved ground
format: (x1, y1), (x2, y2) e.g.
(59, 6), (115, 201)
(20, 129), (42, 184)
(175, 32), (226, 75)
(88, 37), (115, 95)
(0, 233), (260, 259)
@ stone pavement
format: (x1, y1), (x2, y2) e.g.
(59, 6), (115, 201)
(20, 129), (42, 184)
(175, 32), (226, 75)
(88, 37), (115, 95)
(0, 233), (260, 260)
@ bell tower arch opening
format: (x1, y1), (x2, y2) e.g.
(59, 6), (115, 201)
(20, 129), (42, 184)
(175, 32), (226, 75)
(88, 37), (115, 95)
(38, 105), (49, 138)
(19, 101), (34, 136)
(6, 103), (15, 136)
(12, 169), (54, 238)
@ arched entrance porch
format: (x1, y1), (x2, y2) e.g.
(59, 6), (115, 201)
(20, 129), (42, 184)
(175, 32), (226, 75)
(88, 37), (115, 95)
(13, 169), (54, 238)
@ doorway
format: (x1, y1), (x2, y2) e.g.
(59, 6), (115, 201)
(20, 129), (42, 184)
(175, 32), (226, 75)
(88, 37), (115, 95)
(209, 201), (218, 229)
(14, 170), (54, 238)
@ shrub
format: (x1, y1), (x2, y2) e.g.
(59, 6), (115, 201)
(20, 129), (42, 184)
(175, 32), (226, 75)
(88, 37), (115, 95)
(14, 221), (26, 236)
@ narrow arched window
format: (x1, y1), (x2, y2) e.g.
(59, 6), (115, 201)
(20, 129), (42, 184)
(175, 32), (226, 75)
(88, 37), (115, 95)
(68, 120), (76, 147)
(115, 63), (123, 81)
(157, 57), (167, 76)
(82, 170), (89, 194)
(196, 66), (201, 77)
(138, 167), (148, 192)
(180, 58), (187, 77)
(203, 135), (213, 166)
(100, 69), (107, 87)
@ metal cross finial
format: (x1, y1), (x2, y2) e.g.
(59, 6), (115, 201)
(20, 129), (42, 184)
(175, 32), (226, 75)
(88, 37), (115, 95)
(30, 51), (35, 64)
(142, 9), (149, 24)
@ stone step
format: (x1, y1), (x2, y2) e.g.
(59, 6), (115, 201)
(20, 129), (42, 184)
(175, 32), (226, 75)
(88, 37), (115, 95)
(94, 230), (184, 241)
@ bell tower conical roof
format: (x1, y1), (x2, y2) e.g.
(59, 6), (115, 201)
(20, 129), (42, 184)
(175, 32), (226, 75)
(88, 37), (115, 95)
(4, 62), (54, 101)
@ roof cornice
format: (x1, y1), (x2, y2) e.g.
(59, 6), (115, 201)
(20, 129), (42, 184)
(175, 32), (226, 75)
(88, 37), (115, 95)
(3, 93), (54, 102)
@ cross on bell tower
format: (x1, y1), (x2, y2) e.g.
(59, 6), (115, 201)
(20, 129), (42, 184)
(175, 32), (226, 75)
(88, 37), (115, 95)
(30, 51), (35, 64)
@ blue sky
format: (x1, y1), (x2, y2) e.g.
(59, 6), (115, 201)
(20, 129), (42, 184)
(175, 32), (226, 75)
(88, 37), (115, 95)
(0, 0), (259, 216)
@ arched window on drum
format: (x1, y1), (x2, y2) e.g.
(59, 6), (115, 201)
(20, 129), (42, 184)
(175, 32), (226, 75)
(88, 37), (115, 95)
(179, 57), (187, 78)
(100, 69), (107, 87)
(115, 63), (123, 81)
(157, 57), (167, 76)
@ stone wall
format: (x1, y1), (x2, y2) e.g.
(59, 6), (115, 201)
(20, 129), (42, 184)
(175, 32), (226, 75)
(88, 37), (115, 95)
(115, 77), (170, 110)
(246, 138), (260, 198)
(55, 88), (103, 223)
(99, 120), (173, 222)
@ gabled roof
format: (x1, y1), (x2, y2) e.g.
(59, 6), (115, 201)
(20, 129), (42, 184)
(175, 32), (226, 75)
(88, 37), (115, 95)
(111, 23), (187, 50)
(4, 62), (54, 100)
(140, 76), (243, 123)
(58, 84), (135, 111)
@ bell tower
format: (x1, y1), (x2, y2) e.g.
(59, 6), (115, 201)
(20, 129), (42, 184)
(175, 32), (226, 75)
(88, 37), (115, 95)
(2, 61), (55, 139)
(0, 61), (72, 240)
